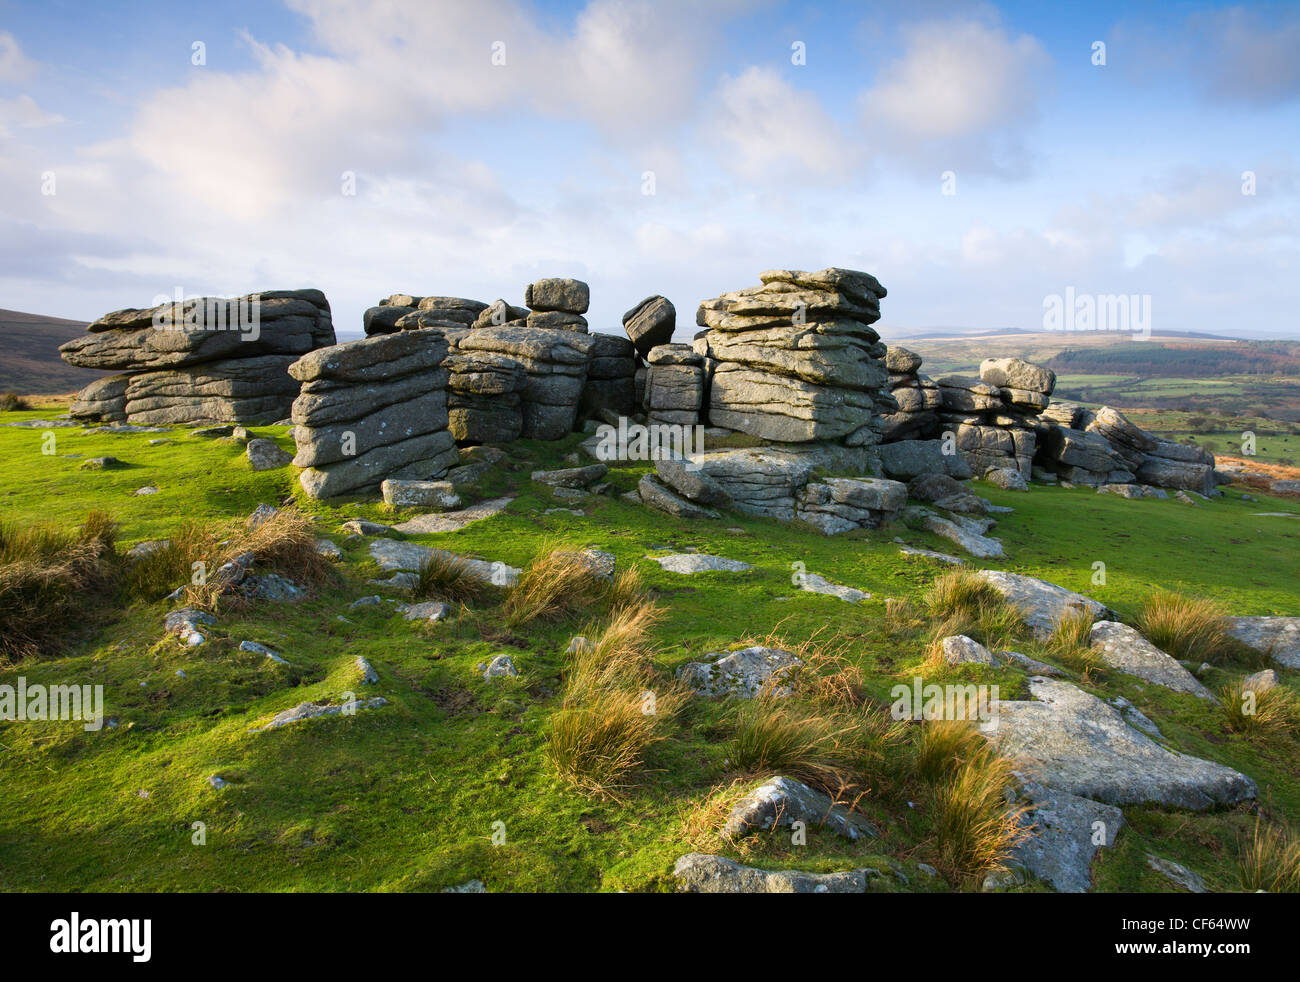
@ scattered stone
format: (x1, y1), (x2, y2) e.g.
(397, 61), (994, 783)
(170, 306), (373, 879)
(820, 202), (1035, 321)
(250, 574), (306, 602)
(637, 473), (722, 519)
(442, 879), (487, 894)
(1146, 854), (1207, 893)
(483, 655), (518, 680)
(356, 656), (379, 684)
(253, 697), (388, 731)
(207, 776), (228, 790)
(127, 539), (171, 560)
(1243, 669), (1278, 693)
(391, 496), (514, 534)
(646, 553), (752, 574)
(798, 572), (869, 603)
(566, 636), (592, 654)
(239, 640), (288, 664)
(724, 776), (877, 841)
(908, 509), (1004, 558)
(369, 539), (519, 587)
(80, 457), (125, 470)
(246, 438), (293, 471)
(132, 486), (160, 496)
(678, 646), (800, 698)
(246, 503), (280, 529)
(673, 853), (877, 894)
(339, 518), (396, 536)
(381, 479), (461, 510)
(350, 595), (383, 609)
(999, 649), (1063, 677)
(164, 608), (214, 647)
(314, 539), (342, 560)
(898, 545), (965, 565)
(1225, 616), (1300, 669)
(985, 467), (1029, 491)
(940, 635), (998, 666)
(398, 601), (452, 622)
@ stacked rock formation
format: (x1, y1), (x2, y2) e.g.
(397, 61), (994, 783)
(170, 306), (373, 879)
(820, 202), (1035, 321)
(878, 346), (942, 440)
(581, 333), (638, 418)
(363, 295), (492, 336)
(288, 329), (458, 498)
(644, 344), (706, 426)
(1035, 403), (1217, 494)
(929, 357), (1056, 480)
(525, 278), (590, 333)
(696, 268), (894, 445)
(62, 290), (335, 425)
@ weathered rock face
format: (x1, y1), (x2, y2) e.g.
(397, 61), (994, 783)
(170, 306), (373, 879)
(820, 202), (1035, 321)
(1226, 616), (1300, 669)
(673, 853), (878, 893)
(879, 438), (973, 480)
(1011, 781), (1123, 894)
(64, 290), (335, 425)
(698, 268), (892, 445)
(289, 329), (458, 498)
(645, 344), (705, 426)
(67, 374), (130, 422)
(458, 327), (593, 440)
(622, 295), (675, 358)
(975, 570), (1115, 638)
(1089, 621), (1217, 699)
(880, 346), (942, 440)
(580, 333), (638, 418)
(985, 678), (1257, 810)
(647, 444), (889, 530)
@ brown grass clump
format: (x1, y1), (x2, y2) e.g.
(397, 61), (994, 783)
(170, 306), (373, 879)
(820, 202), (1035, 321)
(504, 541), (609, 629)
(1221, 679), (1300, 739)
(0, 511), (120, 663)
(914, 718), (986, 784)
(546, 600), (684, 796)
(928, 746), (1031, 884)
(1237, 815), (1300, 892)
(0, 392), (31, 412)
(1137, 591), (1236, 664)
(411, 551), (496, 606)
(1044, 608), (1103, 678)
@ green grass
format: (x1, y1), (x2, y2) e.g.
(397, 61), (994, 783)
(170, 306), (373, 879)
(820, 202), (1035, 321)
(1, 401), (1298, 892)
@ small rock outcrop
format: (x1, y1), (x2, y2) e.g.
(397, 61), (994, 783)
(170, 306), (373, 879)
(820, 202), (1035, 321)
(63, 290), (336, 425)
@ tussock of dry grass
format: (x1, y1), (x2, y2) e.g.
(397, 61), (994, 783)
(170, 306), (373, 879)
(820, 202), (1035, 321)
(0, 510), (120, 663)
(504, 541), (608, 629)
(1238, 816), (1300, 892)
(547, 600), (684, 795)
(925, 569), (1005, 622)
(121, 521), (220, 602)
(1137, 591), (1236, 664)
(1221, 679), (1300, 739)
(234, 508), (334, 589)
(915, 718), (986, 784)
(412, 552), (495, 605)
(0, 392), (31, 412)
(929, 746), (1031, 883)
(1043, 608), (1103, 678)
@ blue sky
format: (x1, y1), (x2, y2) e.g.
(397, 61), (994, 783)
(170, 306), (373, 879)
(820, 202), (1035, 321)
(1, 0), (1297, 340)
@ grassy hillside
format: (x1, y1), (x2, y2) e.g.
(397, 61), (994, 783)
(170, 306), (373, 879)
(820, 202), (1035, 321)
(1, 402), (1298, 893)
(0, 309), (101, 395)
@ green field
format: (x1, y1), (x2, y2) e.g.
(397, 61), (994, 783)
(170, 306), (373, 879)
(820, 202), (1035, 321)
(2, 404), (1298, 893)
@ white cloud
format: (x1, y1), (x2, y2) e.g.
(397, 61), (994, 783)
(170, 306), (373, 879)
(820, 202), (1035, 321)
(859, 18), (1049, 175)
(709, 66), (857, 182)
(0, 31), (37, 82)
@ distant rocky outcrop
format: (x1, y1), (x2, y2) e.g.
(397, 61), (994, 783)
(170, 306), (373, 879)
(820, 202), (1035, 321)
(62, 290), (335, 425)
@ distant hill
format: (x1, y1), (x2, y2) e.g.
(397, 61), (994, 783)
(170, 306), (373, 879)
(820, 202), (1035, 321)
(1046, 340), (1300, 377)
(0, 309), (103, 395)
